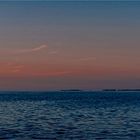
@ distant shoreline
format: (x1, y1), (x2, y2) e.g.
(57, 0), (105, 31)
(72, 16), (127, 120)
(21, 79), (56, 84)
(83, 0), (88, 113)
(0, 89), (140, 93)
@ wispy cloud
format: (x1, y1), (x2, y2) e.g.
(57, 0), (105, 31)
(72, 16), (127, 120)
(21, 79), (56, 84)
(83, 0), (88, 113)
(7, 63), (25, 73)
(48, 51), (58, 55)
(0, 44), (60, 57)
(0, 44), (48, 56)
(30, 71), (72, 77)
(0, 62), (25, 74)
(77, 57), (96, 61)
(15, 44), (47, 54)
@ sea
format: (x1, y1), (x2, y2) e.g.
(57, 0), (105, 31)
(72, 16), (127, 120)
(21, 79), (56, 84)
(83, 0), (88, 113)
(0, 91), (140, 140)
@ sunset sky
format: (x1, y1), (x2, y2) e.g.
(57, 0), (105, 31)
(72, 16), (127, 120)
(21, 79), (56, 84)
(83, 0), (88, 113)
(0, 1), (140, 90)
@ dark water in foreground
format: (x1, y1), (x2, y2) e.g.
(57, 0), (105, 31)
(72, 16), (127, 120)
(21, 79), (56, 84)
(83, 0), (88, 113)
(0, 91), (140, 139)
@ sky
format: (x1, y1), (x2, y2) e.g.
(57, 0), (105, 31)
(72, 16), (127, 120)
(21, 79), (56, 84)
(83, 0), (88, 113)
(0, 1), (140, 90)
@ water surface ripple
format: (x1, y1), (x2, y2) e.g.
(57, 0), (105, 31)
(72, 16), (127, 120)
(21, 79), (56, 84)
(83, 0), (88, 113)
(0, 91), (140, 139)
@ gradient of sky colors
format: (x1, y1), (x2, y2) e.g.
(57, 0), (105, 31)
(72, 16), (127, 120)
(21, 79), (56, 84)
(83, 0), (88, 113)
(0, 1), (140, 90)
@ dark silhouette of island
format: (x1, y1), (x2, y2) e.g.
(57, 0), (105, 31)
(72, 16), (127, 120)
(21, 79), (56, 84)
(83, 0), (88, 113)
(59, 89), (140, 92)
(60, 89), (83, 92)
(103, 89), (140, 92)
(103, 89), (117, 91)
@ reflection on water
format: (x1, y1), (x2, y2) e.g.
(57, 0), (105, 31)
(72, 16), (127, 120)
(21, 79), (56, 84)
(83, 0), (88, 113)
(0, 91), (140, 139)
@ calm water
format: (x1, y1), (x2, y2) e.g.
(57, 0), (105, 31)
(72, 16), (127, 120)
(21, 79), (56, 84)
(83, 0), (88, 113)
(0, 91), (140, 139)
